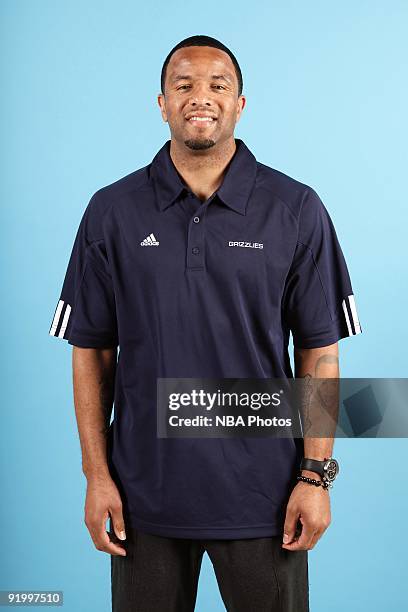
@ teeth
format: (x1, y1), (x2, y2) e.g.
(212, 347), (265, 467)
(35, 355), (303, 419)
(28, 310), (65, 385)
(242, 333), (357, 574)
(189, 117), (214, 121)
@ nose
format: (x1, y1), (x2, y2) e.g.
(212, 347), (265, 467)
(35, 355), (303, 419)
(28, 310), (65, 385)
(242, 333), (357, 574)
(187, 81), (213, 106)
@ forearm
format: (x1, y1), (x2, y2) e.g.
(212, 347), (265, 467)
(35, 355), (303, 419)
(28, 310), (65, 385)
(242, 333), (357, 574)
(294, 343), (339, 475)
(72, 346), (117, 480)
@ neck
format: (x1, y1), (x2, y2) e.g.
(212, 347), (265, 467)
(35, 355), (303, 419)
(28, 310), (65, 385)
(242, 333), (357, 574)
(169, 137), (237, 202)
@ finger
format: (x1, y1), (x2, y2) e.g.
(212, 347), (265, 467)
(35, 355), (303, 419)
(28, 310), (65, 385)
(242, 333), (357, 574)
(307, 529), (324, 550)
(101, 526), (127, 556)
(282, 508), (300, 545)
(109, 506), (127, 542)
(282, 520), (316, 551)
(87, 513), (127, 556)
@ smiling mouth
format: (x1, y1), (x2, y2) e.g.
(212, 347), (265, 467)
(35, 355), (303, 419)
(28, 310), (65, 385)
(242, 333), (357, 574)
(186, 116), (217, 126)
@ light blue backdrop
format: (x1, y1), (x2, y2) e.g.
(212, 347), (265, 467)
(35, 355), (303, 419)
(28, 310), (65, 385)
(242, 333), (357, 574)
(1, 0), (407, 610)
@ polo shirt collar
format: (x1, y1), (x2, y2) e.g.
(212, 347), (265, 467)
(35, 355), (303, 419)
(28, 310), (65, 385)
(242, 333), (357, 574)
(150, 138), (257, 216)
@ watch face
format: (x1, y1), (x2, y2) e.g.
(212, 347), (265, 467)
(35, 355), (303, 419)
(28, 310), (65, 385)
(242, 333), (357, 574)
(324, 459), (339, 481)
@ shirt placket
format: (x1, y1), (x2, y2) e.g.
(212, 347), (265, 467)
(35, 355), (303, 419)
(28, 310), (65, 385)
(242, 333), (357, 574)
(185, 192), (216, 271)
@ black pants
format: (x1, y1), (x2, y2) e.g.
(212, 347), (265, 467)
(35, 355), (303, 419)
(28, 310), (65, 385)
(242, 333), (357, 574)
(110, 522), (309, 612)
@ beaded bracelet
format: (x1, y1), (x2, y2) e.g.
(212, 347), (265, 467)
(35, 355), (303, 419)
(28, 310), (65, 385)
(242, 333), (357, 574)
(296, 475), (331, 490)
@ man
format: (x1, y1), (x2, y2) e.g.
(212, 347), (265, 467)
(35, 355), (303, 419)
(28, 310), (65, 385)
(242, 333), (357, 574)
(49, 35), (362, 612)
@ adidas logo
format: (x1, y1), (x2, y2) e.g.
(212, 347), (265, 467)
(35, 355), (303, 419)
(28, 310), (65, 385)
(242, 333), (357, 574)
(141, 233), (160, 246)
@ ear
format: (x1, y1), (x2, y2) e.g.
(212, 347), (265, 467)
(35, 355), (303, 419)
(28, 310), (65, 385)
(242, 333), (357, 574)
(235, 95), (246, 122)
(157, 93), (168, 122)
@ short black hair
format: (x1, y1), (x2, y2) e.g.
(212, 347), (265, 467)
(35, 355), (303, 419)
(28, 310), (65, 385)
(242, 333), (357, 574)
(161, 35), (243, 97)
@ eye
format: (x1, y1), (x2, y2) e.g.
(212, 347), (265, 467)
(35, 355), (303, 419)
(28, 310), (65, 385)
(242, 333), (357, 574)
(176, 84), (226, 91)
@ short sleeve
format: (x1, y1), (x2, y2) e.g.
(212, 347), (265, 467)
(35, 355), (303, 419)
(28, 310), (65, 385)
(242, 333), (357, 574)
(48, 194), (119, 348)
(282, 187), (362, 349)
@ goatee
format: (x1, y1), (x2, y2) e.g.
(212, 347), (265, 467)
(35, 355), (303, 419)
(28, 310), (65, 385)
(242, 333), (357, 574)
(184, 138), (216, 151)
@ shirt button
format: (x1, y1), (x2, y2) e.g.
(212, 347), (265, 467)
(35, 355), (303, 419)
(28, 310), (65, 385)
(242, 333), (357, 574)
(192, 247), (200, 255)
(193, 216), (200, 223)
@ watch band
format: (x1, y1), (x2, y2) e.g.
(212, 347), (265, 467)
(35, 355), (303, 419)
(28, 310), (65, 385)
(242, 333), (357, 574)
(300, 457), (339, 484)
(300, 458), (327, 478)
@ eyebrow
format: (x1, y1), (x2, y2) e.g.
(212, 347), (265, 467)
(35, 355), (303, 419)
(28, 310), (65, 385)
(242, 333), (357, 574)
(171, 73), (233, 84)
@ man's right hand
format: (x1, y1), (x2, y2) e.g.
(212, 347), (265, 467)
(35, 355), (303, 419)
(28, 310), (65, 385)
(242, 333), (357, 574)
(84, 474), (127, 556)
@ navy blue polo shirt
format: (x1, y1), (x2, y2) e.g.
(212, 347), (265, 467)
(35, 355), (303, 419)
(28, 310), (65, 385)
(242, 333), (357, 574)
(49, 138), (362, 539)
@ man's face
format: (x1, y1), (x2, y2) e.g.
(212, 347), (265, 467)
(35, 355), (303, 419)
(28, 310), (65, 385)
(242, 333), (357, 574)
(158, 46), (246, 151)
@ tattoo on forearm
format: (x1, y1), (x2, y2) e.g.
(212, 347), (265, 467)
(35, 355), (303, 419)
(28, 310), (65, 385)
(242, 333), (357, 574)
(298, 351), (340, 437)
(315, 353), (338, 375)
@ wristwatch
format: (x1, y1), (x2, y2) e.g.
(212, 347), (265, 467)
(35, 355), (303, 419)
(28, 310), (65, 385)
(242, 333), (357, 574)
(300, 457), (340, 487)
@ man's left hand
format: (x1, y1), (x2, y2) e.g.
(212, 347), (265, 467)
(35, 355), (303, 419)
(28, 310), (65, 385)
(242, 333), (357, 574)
(281, 475), (331, 551)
